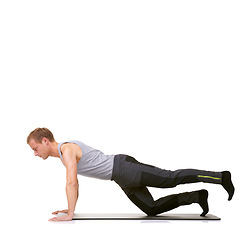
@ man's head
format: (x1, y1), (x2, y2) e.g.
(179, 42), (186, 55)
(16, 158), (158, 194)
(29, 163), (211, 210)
(27, 128), (55, 160)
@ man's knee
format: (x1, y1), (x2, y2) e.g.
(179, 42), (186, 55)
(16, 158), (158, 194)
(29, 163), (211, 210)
(127, 192), (156, 215)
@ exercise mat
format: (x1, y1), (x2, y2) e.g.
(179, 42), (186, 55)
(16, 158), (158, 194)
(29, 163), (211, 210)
(57, 213), (221, 220)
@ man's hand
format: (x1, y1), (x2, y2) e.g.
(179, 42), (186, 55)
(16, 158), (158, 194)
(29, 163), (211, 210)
(49, 210), (73, 221)
(52, 209), (69, 215)
(48, 214), (73, 222)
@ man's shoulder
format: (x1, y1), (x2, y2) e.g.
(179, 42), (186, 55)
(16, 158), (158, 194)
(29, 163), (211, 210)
(61, 142), (80, 152)
(60, 142), (82, 160)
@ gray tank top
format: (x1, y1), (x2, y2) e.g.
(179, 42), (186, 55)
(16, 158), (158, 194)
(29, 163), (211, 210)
(58, 140), (114, 180)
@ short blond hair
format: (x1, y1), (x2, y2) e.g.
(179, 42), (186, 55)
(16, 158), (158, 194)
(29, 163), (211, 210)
(27, 128), (55, 144)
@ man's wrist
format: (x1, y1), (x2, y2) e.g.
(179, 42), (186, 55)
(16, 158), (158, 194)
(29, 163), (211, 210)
(68, 211), (74, 217)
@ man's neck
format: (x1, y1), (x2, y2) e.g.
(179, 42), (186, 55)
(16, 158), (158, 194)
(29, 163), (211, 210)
(49, 141), (60, 158)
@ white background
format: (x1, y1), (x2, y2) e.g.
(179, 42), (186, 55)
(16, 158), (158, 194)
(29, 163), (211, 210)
(0, 0), (239, 239)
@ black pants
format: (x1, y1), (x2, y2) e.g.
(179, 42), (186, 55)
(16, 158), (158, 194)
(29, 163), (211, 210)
(111, 154), (222, 216)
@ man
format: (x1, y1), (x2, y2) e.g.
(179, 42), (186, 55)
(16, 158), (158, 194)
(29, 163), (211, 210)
(27, 128), (235, 222)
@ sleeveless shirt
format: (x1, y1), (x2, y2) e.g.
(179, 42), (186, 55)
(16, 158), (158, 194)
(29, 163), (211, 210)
(58, 140), (114, 180)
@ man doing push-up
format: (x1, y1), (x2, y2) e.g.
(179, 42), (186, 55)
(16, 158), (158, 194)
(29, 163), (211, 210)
(27, 128), (235, 221)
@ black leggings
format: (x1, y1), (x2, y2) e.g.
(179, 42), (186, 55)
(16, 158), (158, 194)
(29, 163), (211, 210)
(111, 154), (222, 215)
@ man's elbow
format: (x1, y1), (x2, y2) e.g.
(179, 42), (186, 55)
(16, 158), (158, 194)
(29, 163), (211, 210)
(66, 181), (79, 188)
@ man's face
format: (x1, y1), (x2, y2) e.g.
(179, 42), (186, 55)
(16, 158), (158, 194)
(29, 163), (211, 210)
(29, 138), (50, 160)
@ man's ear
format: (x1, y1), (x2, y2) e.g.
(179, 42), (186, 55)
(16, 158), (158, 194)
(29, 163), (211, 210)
(42, 137), (49, 145)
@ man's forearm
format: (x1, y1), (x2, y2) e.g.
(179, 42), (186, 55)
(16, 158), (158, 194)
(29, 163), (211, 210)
(66, 182), (79, 216)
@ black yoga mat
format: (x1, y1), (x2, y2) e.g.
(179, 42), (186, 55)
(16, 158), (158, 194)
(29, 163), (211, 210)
(57, 213), (220, 220)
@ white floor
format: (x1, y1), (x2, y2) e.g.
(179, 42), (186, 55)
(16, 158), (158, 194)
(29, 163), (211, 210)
(1, 1), (239, 239)
(2, 191), (238, 240)
(3, 210), (237, 240)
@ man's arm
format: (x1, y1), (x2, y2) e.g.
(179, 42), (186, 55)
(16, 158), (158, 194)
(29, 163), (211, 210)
(65, 152), (79, 217)
(49, 146), (79, 221)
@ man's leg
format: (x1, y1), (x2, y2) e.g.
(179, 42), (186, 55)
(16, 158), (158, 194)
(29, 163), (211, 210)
(139, 167), (222, 187)
(138, 164), (234, 200)
(112, 155), (234, 200)
(121, 186), (209, 216)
